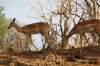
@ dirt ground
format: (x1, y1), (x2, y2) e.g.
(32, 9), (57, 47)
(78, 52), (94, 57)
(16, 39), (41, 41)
(0, 46), (100, 66)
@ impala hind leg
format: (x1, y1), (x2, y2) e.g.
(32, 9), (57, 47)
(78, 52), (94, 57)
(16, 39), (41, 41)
(42, 32), (51, 50)
(42, 40), (46, 50)
(98, 35), (100, 46)
(42, 37), (50, 50)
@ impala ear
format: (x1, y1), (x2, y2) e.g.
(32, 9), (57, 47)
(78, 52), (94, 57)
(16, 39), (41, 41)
(13, 18), (16, 22)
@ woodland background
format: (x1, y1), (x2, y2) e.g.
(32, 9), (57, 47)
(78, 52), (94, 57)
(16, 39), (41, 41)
(0, 0), (100, 66)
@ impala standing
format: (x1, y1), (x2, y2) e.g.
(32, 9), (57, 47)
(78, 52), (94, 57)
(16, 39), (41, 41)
(64, 19), (100, 48)
(7, 18), (50, 51)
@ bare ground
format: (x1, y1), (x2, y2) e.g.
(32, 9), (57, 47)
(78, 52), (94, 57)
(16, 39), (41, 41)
(0, 46), (100, 66)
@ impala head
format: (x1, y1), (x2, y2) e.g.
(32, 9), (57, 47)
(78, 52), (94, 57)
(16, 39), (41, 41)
(7, 18), (16, 29)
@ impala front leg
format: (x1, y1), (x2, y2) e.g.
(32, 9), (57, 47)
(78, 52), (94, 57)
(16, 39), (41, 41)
(82, 33), (90, 46)
(29, 35), (38, 51)
(91, 32), (96, 46)
(26, 35), (31, 51)
(26, 35), (29, 51)
(80, 33), (83, 48)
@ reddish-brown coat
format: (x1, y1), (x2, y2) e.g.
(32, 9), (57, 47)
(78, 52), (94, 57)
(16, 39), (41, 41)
(66, 19), (100, 40)
(21, 22), (49, 35)
(7, 18), (50, 51)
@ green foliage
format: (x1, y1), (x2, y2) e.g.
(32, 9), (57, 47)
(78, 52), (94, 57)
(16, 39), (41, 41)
(0, 6), (8, 40)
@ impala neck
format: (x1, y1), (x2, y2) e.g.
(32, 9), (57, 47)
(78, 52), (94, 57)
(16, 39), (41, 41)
(13, 23), (23, 33)
(65, 30), (74, 40)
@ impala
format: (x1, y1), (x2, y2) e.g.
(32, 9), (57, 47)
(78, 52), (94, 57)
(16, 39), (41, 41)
(7, 18), (50, 51)
(92, 26), (100, 44)
(64, 19), (100, 48)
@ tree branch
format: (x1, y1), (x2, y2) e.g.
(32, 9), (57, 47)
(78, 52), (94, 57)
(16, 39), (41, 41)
(72, 14), (85, 21)
(73, 1), (93, 17)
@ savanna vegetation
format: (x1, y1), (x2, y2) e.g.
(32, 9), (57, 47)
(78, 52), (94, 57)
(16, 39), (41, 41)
(0, 0), (100, 66)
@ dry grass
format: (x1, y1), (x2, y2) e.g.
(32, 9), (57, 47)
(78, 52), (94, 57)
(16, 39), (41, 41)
(0, 46), (100, 66)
